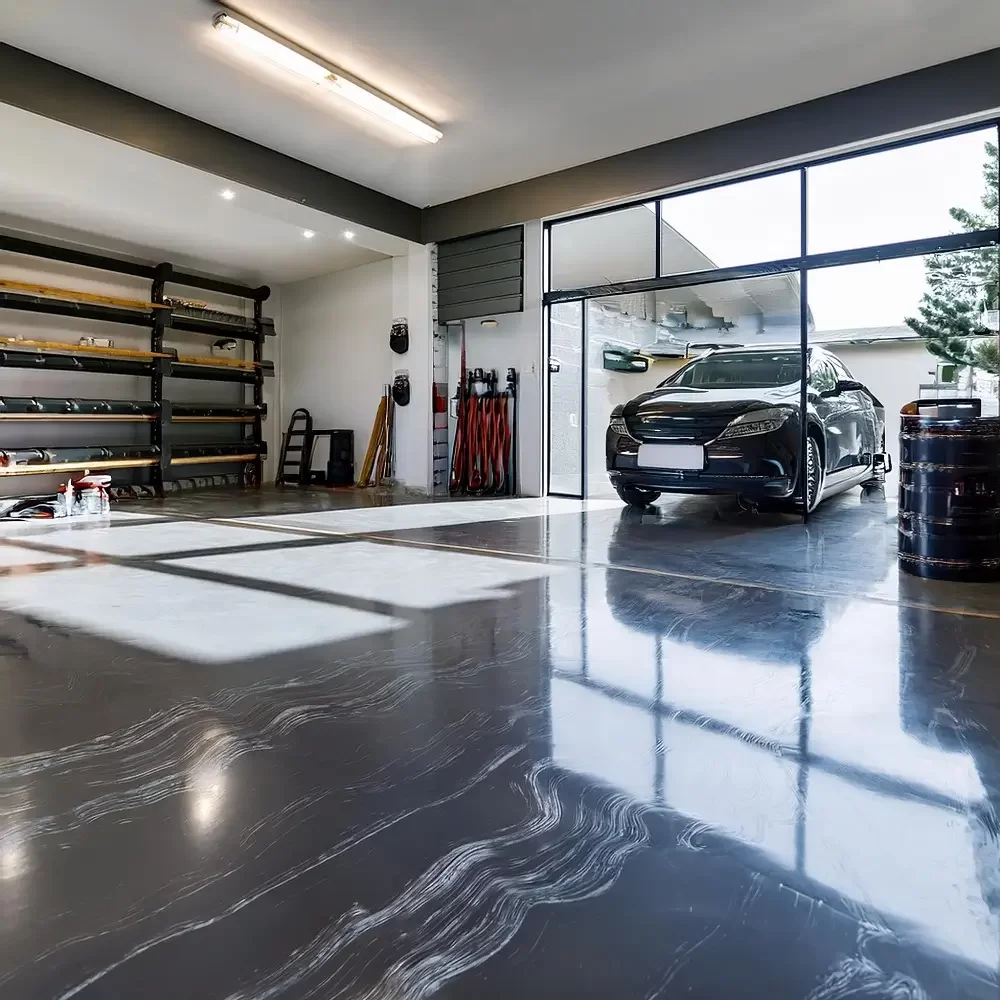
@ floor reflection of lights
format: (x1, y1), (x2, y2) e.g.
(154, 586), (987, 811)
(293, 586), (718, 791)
(0, 841), (27, 881)
(185, 728), (233, 837)
(0, 565), (408, 662)
(0, 789), (31, 926)
(10, 521), (305, 557)
(550, 657), (999, 968)
(236, 497), (623, 536)
(170, 541), (565, 610)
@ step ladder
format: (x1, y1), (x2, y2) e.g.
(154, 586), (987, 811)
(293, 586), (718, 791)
(276, 408), (313, 486)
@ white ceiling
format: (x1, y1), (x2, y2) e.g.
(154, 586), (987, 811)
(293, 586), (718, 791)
(2, 0), (1000, 208)
(0, 103), (410, 285)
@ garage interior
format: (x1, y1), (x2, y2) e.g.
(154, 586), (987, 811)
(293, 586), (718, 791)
(1, 4), (1000, 998)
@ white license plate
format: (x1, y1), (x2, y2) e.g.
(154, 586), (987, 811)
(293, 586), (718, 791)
(637, 444), (704, 471)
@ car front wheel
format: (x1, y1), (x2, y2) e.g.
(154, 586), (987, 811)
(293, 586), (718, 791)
(804, 434), (824, 512)
(778, 433), (824, 514)
(615, 484), (661, 508)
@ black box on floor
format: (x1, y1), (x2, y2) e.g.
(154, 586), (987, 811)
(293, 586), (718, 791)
(326, 429), (354, 486)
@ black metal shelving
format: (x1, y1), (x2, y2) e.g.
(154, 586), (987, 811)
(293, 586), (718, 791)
(0, 235), (274, 493)
(0, 396), (264, 422)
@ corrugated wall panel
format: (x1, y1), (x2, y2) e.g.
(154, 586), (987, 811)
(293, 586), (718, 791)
(437, 226), (523, 322)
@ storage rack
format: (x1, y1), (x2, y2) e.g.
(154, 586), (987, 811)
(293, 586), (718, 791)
(0, 233), (274, 493)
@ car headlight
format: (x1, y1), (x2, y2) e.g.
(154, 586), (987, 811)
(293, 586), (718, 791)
(609, 407), (632, 437)
(716, 407), (793, 440)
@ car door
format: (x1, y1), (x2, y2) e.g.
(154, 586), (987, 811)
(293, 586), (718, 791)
(809, 355), (864, 482)
(829, 354), (880, 468)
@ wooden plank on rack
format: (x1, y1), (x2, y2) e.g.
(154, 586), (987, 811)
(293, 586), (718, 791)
(175, 354), (257, 371)
(171, 453), (258, 466)
(0, 279), (169, 311)
(0, 458), (158, 476)
(0, 337), (170, 360)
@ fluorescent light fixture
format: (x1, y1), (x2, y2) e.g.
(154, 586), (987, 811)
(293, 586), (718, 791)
(342, 230), (356, 241)
(220, 189), (236, 200)
(302, 229), (316, 239)
(212, 8), (443, 144)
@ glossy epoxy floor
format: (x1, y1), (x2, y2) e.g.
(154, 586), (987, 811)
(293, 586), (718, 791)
(0, 488), (998, 998)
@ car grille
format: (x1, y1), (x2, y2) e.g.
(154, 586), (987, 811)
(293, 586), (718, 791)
(627, 413), (733, 443)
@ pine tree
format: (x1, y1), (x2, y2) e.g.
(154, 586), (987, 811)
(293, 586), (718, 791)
(904, 141), (999, 374)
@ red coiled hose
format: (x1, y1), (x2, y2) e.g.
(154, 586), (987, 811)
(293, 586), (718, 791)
(450, 377), (514, 496)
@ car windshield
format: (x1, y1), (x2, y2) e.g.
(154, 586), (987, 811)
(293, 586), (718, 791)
(664, 352), (801, 389)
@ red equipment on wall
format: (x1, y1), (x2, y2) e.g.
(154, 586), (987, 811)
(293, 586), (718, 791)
(450, 368), (516, 496)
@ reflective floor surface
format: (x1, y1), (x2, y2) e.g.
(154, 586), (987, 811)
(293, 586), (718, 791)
(0, 487), (998, 998)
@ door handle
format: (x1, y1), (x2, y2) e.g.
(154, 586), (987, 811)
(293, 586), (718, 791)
(549, 357), (562, 374)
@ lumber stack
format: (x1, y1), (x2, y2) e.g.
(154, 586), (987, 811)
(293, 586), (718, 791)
(357, 385), (396, 487)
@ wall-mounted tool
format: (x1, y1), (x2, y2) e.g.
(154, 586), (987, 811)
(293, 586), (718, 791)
(390, 317), (409, 354)
(392, 371), (411, 406)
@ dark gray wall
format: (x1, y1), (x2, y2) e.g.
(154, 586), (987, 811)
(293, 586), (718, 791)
(422, 46), (1000, 242)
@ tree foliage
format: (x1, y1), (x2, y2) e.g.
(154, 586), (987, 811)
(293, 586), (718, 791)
(905, 141), (999, 374)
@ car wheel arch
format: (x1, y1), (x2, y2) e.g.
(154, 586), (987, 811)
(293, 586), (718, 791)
(807, 421), (826, 464)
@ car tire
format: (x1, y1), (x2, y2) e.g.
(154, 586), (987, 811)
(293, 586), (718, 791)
(804, 433), (824, 513)
(779, 432), (824, 514)
(615, 484), (661, 508)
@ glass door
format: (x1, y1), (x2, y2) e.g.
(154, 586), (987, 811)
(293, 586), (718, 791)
(548, 301), (585, 497)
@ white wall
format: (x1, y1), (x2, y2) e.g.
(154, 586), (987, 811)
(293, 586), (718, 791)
(259, 286), (281, 484)
(443, 220), (544, 496)
(393, 249), (433, 492)
(279, 248), (432, 492)
(0, 250), (275, 496)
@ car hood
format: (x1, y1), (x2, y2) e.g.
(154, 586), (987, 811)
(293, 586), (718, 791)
(622, 382), (800, 418)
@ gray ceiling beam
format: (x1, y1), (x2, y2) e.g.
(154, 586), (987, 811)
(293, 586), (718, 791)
(422, 45), (1000, 243)
(0, 42), (422, 244)
(5, 39), (1000, 250)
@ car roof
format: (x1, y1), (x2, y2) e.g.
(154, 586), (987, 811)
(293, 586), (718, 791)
(700, 344), (821, 356)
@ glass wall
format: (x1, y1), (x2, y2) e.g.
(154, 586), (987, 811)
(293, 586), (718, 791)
(807, 128), (998, 254)
(807, 251), (997, 474)
(660, 170), (800, 271)
(548, 301), (585, 496)
(546, 121), (1000, 500)
(550, 203), (657, 291)
(583, 276), (801, 498)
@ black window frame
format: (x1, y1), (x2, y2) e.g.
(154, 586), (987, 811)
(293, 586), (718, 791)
(543, 117), (1000, 512)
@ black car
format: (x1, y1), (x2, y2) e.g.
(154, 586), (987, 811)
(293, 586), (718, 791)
(606, 346), (886, 511)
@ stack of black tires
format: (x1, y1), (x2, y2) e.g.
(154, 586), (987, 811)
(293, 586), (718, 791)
(898, 398), (1000, 581)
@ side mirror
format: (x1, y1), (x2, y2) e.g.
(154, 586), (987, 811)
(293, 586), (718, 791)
(822, 378), (865, 397)
(603, 348), (650, 374)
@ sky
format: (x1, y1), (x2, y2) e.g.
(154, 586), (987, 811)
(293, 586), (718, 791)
(653, 126), (996, 331)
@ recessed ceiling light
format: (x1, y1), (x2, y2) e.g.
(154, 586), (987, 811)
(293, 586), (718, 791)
(343, 230), (356, 241)
(220, 189), (236, 201)
(302, 229), (316, 239)
(212, 10), (443, 143)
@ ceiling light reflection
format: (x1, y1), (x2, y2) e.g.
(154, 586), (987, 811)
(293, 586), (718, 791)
(186, 727), (233, 835)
